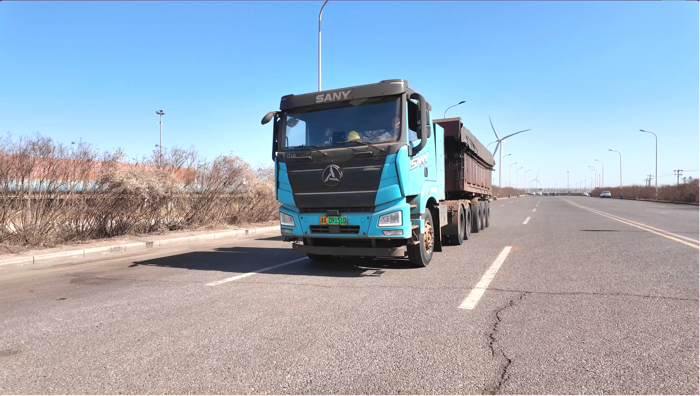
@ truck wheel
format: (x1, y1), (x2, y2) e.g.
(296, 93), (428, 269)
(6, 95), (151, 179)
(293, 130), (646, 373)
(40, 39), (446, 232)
(307, 253), (333, 262)
(484, 201), (490, 228)
(463, 204), (471, 240)
(472, 200), (481, 234)
(407, 210), (434, 267)
(452, 206), (466, 245)
(479, 201), (485, 230)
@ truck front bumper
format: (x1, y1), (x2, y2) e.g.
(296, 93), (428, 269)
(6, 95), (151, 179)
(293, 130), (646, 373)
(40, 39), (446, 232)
(293, 243), (407, 258)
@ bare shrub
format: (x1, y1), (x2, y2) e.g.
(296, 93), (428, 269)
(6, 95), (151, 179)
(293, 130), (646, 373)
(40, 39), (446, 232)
(590, 179), (699, 203)
(0, 133), (278, 249)
(493, 186), (526, 197)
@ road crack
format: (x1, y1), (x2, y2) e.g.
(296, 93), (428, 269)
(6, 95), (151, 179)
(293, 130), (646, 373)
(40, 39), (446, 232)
(484, 292), (528, 395)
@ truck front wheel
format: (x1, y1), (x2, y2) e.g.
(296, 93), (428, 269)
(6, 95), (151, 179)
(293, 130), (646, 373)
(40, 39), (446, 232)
(407, 210), (434, 267)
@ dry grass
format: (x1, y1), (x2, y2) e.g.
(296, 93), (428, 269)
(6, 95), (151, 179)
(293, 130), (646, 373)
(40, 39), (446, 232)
(591, 180), (699, 203)
(493, 186), (526, 197)
(0, 133), (277, 249)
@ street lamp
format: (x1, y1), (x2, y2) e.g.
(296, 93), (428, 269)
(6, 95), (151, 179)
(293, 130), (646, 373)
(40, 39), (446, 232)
(318, 0), (329, 91)
(524, 169), (531, 192)
(443, 101), (465, 119)
(609, 149), (622, 187)
(515, 167), (523, 189)
(639, 129), (658, 198)
(155, 110), (165, 166)
(594, 159), (604, 187)
(588, 166), (597, 188)
(509, 162), (518, 187)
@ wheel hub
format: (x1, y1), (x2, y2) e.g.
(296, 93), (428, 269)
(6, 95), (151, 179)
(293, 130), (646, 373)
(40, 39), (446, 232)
(424, 220), (434, 254)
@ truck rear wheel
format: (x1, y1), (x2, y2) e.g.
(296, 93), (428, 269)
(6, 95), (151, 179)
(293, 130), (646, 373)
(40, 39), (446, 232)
(444, 205), (465, 246)
(407, 210), (434, 267)
(472, 200), (481, 234)
(484, 201), (491, 228)
(463, 204), (471, 240)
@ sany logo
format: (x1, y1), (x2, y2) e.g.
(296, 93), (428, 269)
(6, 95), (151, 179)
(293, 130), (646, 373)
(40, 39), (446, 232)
(410, 152), (429, 170)
(315, 90), (351, 103)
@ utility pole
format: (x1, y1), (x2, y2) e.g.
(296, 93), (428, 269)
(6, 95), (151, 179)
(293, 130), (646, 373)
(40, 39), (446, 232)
(318, 0), (329, 91)
(646, 174), (654, 187)
(609, 149), (622, 187)
(674, 169), (683, 185)
(509, 162), (518, 187)
(155, 110), (165, 166)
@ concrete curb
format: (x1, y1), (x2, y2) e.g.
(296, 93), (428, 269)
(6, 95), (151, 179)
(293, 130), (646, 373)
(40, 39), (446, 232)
(0, 225), (280, 268)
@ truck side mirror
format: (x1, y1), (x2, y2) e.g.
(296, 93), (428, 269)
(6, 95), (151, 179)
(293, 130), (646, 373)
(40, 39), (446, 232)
(263, 111), (280, 161)
(409, 93), (428, 155)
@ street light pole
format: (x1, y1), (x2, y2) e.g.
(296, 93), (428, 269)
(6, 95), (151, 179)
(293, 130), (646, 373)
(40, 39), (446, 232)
(155, 110), (165, 166)
(594, 159), (604, 187)
(516, 167), (523, 189)
(588, 166), (597, 188)
(524, 169), (531, 192)
(609, 149), (622, 187)
(318, 0), (329, 92)
(499, 153), (511, 189)
(639, 130), (658, 199)
(443, 101), (466, 119)
(509, 162), (518, 187)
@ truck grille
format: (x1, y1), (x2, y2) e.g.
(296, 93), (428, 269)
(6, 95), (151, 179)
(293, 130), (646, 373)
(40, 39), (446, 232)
(300, 207), (374, 213)
(309, 225), (361, 234)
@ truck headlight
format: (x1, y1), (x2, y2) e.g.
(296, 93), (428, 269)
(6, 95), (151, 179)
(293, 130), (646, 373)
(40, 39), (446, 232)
(279, 211), (295, 227)
(377, 210), (402, 227)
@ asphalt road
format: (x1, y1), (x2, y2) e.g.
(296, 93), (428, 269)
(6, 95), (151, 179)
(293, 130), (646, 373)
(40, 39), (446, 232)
(0, 196), (697, 394)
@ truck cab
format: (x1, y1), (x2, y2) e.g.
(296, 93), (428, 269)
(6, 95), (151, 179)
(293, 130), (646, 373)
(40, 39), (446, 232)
(262, 79), (491, 266)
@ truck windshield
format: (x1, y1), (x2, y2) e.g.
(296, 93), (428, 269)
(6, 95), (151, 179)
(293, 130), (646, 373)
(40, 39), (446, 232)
(283, 96), (401, 149)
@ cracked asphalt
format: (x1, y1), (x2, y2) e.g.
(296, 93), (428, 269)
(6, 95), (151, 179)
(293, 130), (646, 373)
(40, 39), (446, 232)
(0, 196), (697, 394)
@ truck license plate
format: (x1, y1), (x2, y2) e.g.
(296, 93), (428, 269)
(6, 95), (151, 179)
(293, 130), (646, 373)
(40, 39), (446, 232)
(320, 216), (347, 225)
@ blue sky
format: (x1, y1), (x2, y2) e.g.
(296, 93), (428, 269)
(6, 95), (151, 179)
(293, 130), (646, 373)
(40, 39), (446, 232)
(1, 1), (697, 188)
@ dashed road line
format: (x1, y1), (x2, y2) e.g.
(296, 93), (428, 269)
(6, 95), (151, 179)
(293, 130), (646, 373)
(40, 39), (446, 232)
(523, 217), (531, 224)
(206, 257), (308, 286)
(562, 199), (699, 249)
(532, 208), (537, 212)
(459, 246), (513, 310)
(500, 204), (505, 207)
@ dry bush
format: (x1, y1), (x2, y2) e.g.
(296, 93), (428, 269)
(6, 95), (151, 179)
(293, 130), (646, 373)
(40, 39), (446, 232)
(493, 186), (526, 197)
(590, 180), (699, 203)
(0, 133), (278, 248)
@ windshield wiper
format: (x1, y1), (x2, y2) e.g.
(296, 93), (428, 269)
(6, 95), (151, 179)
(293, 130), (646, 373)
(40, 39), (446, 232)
(334, 140), (387, 153)
(289, 145), (328, 156)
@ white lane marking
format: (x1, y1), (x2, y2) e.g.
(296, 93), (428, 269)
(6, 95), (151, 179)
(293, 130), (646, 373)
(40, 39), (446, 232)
(206, 257), (308, 286)
(523, 217), (531, 224)
(535, 204), (538, 207)
(459, 246), (513, 310)
(646, 209), (666, 214)
(500, 204), (505, 207)
(509, 202), (513, 204)
(532, 208), (537, 212)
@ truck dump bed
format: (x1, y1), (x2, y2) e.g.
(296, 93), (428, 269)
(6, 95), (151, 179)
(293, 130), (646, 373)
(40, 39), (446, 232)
(434, 118), (495, 197)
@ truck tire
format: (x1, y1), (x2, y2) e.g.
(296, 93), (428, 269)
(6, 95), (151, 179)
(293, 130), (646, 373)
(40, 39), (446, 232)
(463, 204), (471, 240)
(479, 201), (485, 230)
(407, 210), (434, 267)
(472, 200), (481, 234)
(484, 201), (490, 228)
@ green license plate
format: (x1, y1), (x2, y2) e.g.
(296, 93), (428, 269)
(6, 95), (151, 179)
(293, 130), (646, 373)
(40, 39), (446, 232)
(320, 216), (347, 225)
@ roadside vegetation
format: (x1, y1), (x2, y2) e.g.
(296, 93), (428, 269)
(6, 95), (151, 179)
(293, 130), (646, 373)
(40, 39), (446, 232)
(492, 186), (526, 197)
(590, 181), (699, 203)
(0, 133), (277, 250)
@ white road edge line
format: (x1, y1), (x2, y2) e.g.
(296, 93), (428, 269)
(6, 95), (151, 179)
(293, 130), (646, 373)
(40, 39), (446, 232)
(459, 246), (513, 310)
(206, 257), (308, 286)
(532, 208), (537, 212)
(523, 217), (531, 224)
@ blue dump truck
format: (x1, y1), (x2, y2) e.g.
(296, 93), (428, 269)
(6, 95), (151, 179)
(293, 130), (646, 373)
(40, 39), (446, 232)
(262, 79), (495, 267)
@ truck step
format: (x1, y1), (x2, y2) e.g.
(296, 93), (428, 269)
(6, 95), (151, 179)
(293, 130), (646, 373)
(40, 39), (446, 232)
(410, 204), (417, 209)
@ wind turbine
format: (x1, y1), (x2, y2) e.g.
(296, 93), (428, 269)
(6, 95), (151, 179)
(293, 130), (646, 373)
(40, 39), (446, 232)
(530, 169), (543, 190)
(489, 117), (531, 188)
